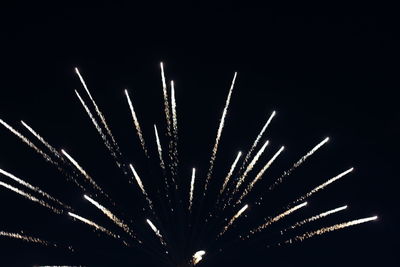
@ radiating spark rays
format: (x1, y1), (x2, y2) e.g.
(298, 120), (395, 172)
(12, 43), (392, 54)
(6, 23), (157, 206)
(282, 216), (378, 245)
(129, 164), (154, 211)
(170, 80), (179, 177)
(192, 250), (206, 265)
(160, 62), (171, 136)
(236, 141), (269, 190)
(146, 219), (166, 246)
(269, 137), (330, 191)
(281, 205), (348, 234)
(0, 181), (63, 214)
(21, 120), (63, 161)
(243, 202), (308, 239)
(189, 168), (196, 212)
(218, 204), (248, 237)
(68, 212), (119, 239)
(293, 168), (354, 204)
(237, 146), (285, 204)
(153, 124), (166, 171)
(220, 151), (242, 194)
(74, 90), (120, 167)
(240, 111), (276, 174)
(83, 195), (138, 241)
(75, 68), (120, 157)
(204, 72), (237, 193)
(124, 89), (148, 157)
(0, 168), (70, 210)
(61, 149), (105, 198)
(0, 118), (55, 164)
(0, 231), (53, 247)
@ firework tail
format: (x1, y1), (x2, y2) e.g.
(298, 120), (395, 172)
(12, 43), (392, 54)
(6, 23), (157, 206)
(189, 168), (196, 212)
(68, 212), (119, 239)
(0, 231), (56, 247)
(218, 204), (248, 237)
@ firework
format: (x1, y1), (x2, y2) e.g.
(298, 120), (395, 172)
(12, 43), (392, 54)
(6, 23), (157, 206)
(68, 212), (119, 239)
(218, 204), (248, 237)
(146, 219), (167, 247)
(129, 164), (154, 212)
(192, 250), (206, 265)
(0, 231), (54, 247)
(189, 168), (196, 212)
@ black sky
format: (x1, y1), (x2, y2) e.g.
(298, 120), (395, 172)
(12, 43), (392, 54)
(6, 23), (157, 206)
(0, 2), (398, 267)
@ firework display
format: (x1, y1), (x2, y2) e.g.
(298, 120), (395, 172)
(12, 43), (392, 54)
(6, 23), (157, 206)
(0, 63), (377, 266)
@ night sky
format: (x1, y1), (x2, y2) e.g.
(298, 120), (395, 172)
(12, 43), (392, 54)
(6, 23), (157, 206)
(0, 3), (398, 267)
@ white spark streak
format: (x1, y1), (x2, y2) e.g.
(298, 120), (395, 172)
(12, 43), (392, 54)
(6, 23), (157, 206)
(124, 89), (148, 157)
(269, 137), (330, 190)
(189, 168), (196, 212)
(204, 72), (237, 193)
(0, 168), (70, 209)
(282, 205), (348, 233)
(192, 250), (206, 265)
(129, 164), (154, 211)
(293, 168), (354, 204)
(160, 62), (171, 136)
(218, 204), (248, 237)
(220, 151), (242, 194)
(68, 212), (118, 239)
(237, 146), (285, 204)
(283, 216), (378, 244)
(0, 181), (63, 214)
(154, 124), (166, 170)
(170, 80), (179, 177)
(146, 219), (166, 246)
(0, 231), (53, 247)
(244, 202), (308, 239)
(236, 141), (269, 190)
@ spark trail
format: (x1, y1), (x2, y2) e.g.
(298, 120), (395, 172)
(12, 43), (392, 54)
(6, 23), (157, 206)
(68, 212), (119, 239)
(189, 168), (196, 212)
(239, 111), (276, 175)
(220, 151), (242, 194)
(235, 141), (269, 190)
(74, 90), (120, 168)
(192, 250), (206, 265)
(282, 216), (378, 245)
(218, 204), (248, 237)
(269, 137), (330, 191)
(170, 80), (179, 177)
(160, 62), (171, 137)
(0, 231), (54, 247)
(154, 125), (166, 171)
(0, 181), (63, 214)
(146, 219), (167, 247)
(83, 195), (138, 241)
(75, 68), (121, 157)
(237, 146), (285, 204)
(124, 89), (148, 157)
(61, 149), (107, 199)
(281, 205), (348, 234)
(293, 168), (354, 204)
(0, 168), (70, 209)
(0, 119), (55, 164)
(129, 164), (154, 212)
(243, 202), (307, 239)
(204, 72), (237, 194)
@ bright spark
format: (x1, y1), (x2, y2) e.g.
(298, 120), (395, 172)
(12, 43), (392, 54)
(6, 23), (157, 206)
(146, 219), (166, 246)
(0, 231), (53, 247)
(204, 72), (237, 193)
(189, 168), (196, 212)
(154, 124), (166, 171)
(124, 89), (148, 157)
(68, 212), (119, 239)
(220, 151), (242, 194)
(129, 164), (154, 212)
(192, 250), (206, 265)
(218, 204), (248, 237)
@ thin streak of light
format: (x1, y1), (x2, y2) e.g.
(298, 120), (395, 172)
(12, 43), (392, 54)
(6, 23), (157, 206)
(0, 168), (70, 210)
(243, 202), (308, 239)
(129, 164), (154, 211)
(218, 204), (248, 237)
(170, 80), (179, 178)
(239, 111), (276, 174)
(189, 168), (196, 212)
(281, 205), (348, 234)
(146, 219), (167, 246)
(237, 146), (285, 204)
(124, 89), (148, 157)
(74, 90), (121, 167)
(84, 195), (140, 242)
(236, 141), (269, 190)
(269, 137), (330, 191)
(204, 72), (238, 193)
(293, 168), (354, 204)
(74, 68), (121, 156)
(68, 212), (119, 239)
(160, 62), (171, 136)
(61, 149), (106, 198)
(0, 231), (53, 247)
(282, 216), (378, 245)
(154, 124), (166, 171)
(0, 181), (63, 214)
(0, 119), (55, 164)
(220, 151), (242, 194)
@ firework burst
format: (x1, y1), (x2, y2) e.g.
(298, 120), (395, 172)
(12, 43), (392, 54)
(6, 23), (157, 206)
(0, 63), (377, 266)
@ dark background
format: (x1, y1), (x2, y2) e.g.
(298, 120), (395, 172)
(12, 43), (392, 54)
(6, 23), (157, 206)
(0, 2), (397, 267)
